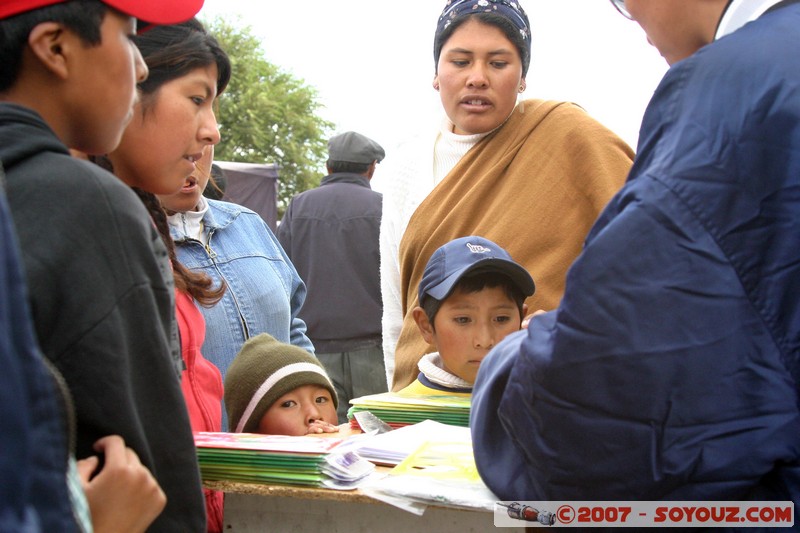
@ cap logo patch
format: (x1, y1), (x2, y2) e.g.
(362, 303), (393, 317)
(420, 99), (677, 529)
(466, 243), (492, 254)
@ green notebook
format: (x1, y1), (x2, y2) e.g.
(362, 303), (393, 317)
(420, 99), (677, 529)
(348, 391), (471, 427)
(195, 432), (347, 487)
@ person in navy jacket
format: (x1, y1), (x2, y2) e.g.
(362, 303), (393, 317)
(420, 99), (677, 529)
(471, 0), (800, 512)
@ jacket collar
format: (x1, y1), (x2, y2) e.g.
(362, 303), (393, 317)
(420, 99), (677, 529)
(417, 372), (472, 393)
(202, 199), (243, 231)
(169, 199), (243, 242)
(0, 103), (68, 170)
(320, 172), (372, 189)
(715, 0), (785, 40)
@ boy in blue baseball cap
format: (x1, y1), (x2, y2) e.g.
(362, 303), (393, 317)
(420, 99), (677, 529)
(399, 236), (534, 396)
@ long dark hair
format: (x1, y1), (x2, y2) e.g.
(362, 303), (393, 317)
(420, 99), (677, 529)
(94, 18), (230, 306)
(138, 18), (230, 307)
(130, 187), (222, 306)
(133, 17), (231, 103)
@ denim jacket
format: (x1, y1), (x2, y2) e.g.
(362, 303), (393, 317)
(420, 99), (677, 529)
(170, 200), (314, 428)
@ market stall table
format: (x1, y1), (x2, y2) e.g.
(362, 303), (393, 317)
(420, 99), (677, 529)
(205, 475), (526, 533)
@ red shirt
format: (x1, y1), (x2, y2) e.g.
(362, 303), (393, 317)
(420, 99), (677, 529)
(176, 290), (224, 533)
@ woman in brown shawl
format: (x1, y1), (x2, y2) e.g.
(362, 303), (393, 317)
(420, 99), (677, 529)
(379, 0), (635, 391)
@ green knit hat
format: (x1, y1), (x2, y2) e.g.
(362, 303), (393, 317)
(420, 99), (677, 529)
(224, 333), (338, 433)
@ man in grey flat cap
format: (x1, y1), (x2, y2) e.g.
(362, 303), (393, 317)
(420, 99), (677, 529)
(278, 131), (386, 423)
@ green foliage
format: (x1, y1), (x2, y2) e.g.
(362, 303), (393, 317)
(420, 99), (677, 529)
(204, 17), (332, 212)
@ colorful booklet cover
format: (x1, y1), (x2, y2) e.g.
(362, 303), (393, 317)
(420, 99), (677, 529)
(195, 431), (345, 453)
(194, 432), (374, 489)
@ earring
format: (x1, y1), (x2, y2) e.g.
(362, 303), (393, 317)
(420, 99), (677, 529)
(518, 84), (526, 93)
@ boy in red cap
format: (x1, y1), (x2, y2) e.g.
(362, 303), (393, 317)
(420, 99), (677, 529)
(0, 1), (207, 531)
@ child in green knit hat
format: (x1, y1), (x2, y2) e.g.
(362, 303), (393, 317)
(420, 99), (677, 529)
(224, 333), (339, 436)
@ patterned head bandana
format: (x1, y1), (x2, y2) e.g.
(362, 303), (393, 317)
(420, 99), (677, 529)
(435, 0), (531, 74)
(437, 0), (530, 43)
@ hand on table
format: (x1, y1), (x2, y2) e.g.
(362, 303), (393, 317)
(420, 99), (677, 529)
(306, 420), (340, 434)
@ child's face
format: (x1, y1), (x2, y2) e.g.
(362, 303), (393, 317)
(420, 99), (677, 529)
(418, 286), (522, 383)
(256, 384), (338, 436)
(108, 65), (221, 195)
(65, 12), (147, 155)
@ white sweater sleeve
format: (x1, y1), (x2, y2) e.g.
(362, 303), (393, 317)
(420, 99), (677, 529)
(378, 131), (440, 388)
(379, 190), (403, 388)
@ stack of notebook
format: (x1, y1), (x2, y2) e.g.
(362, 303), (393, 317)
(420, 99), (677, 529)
(347, 391), (471, 429)
(194, 432), (374, 490)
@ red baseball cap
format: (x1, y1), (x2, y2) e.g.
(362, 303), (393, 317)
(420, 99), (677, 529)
(0, 0), (204, 24)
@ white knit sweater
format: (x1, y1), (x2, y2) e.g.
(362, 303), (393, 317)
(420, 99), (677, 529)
(378, 117), (488, 387)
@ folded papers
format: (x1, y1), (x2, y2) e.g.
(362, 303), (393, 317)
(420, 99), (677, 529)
(347, 419), (467, 466)
(194, 432), (375, 490)
(360, 423), (499, 512)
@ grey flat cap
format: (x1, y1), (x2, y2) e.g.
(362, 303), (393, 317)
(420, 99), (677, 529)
(328, 131), (385, 164)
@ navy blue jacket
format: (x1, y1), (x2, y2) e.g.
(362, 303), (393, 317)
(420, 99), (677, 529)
(0, 175), (76, 532)
(471, 3), (800, 510)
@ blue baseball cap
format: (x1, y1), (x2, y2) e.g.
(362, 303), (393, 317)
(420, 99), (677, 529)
(418, 236), (535, 304)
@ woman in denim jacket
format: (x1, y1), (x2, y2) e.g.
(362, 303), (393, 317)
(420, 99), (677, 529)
(160, 147), (315, 430)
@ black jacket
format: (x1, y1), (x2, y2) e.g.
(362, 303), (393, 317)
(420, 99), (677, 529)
(278, 172), (382, 352)
(0, 103), (206, 532)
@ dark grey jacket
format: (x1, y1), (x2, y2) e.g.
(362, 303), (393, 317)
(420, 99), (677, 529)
(278, 172), (382, 352)
(0, 103), (206, 532)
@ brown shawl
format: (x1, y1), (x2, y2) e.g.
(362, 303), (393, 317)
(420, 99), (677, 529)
(392, 99), (634, 390)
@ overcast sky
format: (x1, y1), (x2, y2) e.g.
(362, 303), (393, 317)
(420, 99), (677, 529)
(199, 0), (668, 167)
